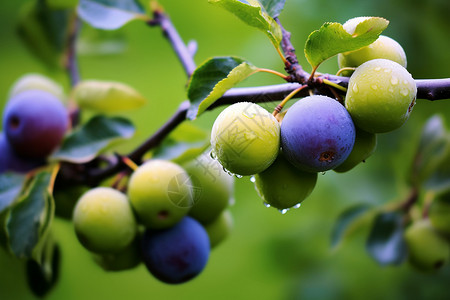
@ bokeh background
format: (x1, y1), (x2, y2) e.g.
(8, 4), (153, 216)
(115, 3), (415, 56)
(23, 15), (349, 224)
(1, 0), (450, 299)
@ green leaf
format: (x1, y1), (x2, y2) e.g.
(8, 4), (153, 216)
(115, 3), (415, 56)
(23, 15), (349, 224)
(17, 1), (71, 69)
(73, 80), (147, 112)
(6, 170), (55, 259)
(0, 173), (26, 213)
(410, 115), (449, 187)
(209, 0), (282, 50)
(366, 212), (407, 266)
(51, 115), (135, 163)
(423, 140), (450, 193)
(304, 17), (389, 69)
(152, 123), (210, 165)
(77, 0), (147, 30)
(259, 0), (286, 17)
(331, 203), (373, 249)
(187, 57), (258, 119)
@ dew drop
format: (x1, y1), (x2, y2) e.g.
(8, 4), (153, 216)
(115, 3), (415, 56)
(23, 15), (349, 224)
(403, 80), (409, 85)
(352, 84), (359, 93)
(210, 150), (217, 160)
(400, 89), (409, 96)
(371, 85), (378, 90)
(263, 201), (271, 208)
(279, 208), (289, 214)
(390, 77), (399, 85)
(234, 174), (243, 179)
(250, 176), (256, 183)
(388, 88), (394, 93)
(293, 203), (302, 209)
(374, 67), (381, 71)
(321, 171), (327, 175)
(383, 68), (392, 73)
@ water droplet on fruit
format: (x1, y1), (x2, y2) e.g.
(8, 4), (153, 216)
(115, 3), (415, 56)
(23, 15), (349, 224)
(400, 89), (409, 96)
(403, 80), (409, 85)
(250, 176), (256, 183)
(390, 77), (399, 85)
(263, 201), (271, 208)
(371, 85), (378, 90)
(243, 111), (256, 119)
(383, 68), (392, 73)
(229, 197), (236, 206)
(210, 150), (217, 160)
(374, 67), (381, 71)
(321, 172), (326, 175)
(293, 203), (301, 209)
(352, 84), (358, 93)
(388, 88), (394, 93)
(234, 174), (243, 179)
(278, 208), (289, 214)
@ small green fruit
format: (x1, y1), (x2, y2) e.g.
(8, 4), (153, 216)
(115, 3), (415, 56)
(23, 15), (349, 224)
(93, 238), (141, 271)
(127, 159), (194, 229)
(9, 73), (65, 101)
(210, 102), (280, 176)
(334, 127), (377, 173)
(73, 187), (137, 254)
(184, 152), (234, 224)
(345, 59), (417, 133)
(254, 153), (317, 210)
(429, 193), (450, 235)
(404, 219), (449, 272)
(204, 210), (233, 248)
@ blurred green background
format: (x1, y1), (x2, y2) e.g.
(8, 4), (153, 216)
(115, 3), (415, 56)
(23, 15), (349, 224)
(1, 0), (450, 299)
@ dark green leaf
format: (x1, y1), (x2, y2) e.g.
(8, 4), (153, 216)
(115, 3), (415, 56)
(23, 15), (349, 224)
(17, 1), (71, 69)
(366, 212), (407, 266)
(0, 173), (26, 213)
(152, 123), (210, 164)
(424, 141), (450, 192)
(209, 0), (282, 50)
(52, 115), (135, 163)
(77, 0), (147, 30)
(259, 0), (286, 17)
(304, 17), (389, 68)
(331, 203), (373, 249)
(187, 57), (258, 119)
(6, 171), (55, 259)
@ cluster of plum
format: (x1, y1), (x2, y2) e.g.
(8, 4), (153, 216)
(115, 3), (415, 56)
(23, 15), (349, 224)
(0, 74), (69, 173)
(210, 17), (417, 212)
(72, 153), (234, 284)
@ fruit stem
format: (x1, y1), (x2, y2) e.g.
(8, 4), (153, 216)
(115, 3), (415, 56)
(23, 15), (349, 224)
(336, 67), (356, 76)
(121, 156), (139, 171)
(257, 68), (289, 81)
(272, 85), (308, 116)
(323, 79), (347, 92)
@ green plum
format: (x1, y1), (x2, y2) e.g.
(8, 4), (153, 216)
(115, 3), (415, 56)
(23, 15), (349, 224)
(204, 210), (233, 248)
(334, 127), (377, 173)
(73, 187), (137, 254)
(254, 153), (317, 210)
(184, 152), (234, 224)
(404, 219), (449, 272)
(127, 159), (194, 229)
(429, 193), (450, 235)
(210, 102), (280, 176)
(345, 59), (417, 133)
(93, 238), (141, 271)
(8, 73), (65, 101)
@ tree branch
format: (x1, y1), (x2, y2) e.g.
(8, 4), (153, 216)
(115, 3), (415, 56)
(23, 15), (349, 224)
(148, 10), (196, 77)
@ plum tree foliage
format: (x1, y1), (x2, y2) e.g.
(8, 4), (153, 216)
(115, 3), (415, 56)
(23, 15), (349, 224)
(1, 0), (450, 296)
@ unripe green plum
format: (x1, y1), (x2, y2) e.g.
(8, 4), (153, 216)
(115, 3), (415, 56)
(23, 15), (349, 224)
(9, 73), (65, 101)
(429, 193), (450, 235)
(184, 152), (234, 224)
(93, 238), (141, 271)
(254, 153), (317, 210)
(334, 127), (377, 173)
(73, 187), (137, 254)
(338, 18), (406, 73)
(345, 59), (417, 133)
(210, 102), (280, 176)
(404, 220), (450, 272)
(127, 159), (194, 229)
(204, 210), (233, 248)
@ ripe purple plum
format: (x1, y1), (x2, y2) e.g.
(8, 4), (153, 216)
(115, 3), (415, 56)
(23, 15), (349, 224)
(3, 90), (68, 158)
(280, 95), (356, 173)
(0, 132), (44, 174)
(141, 216), (210, 284)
